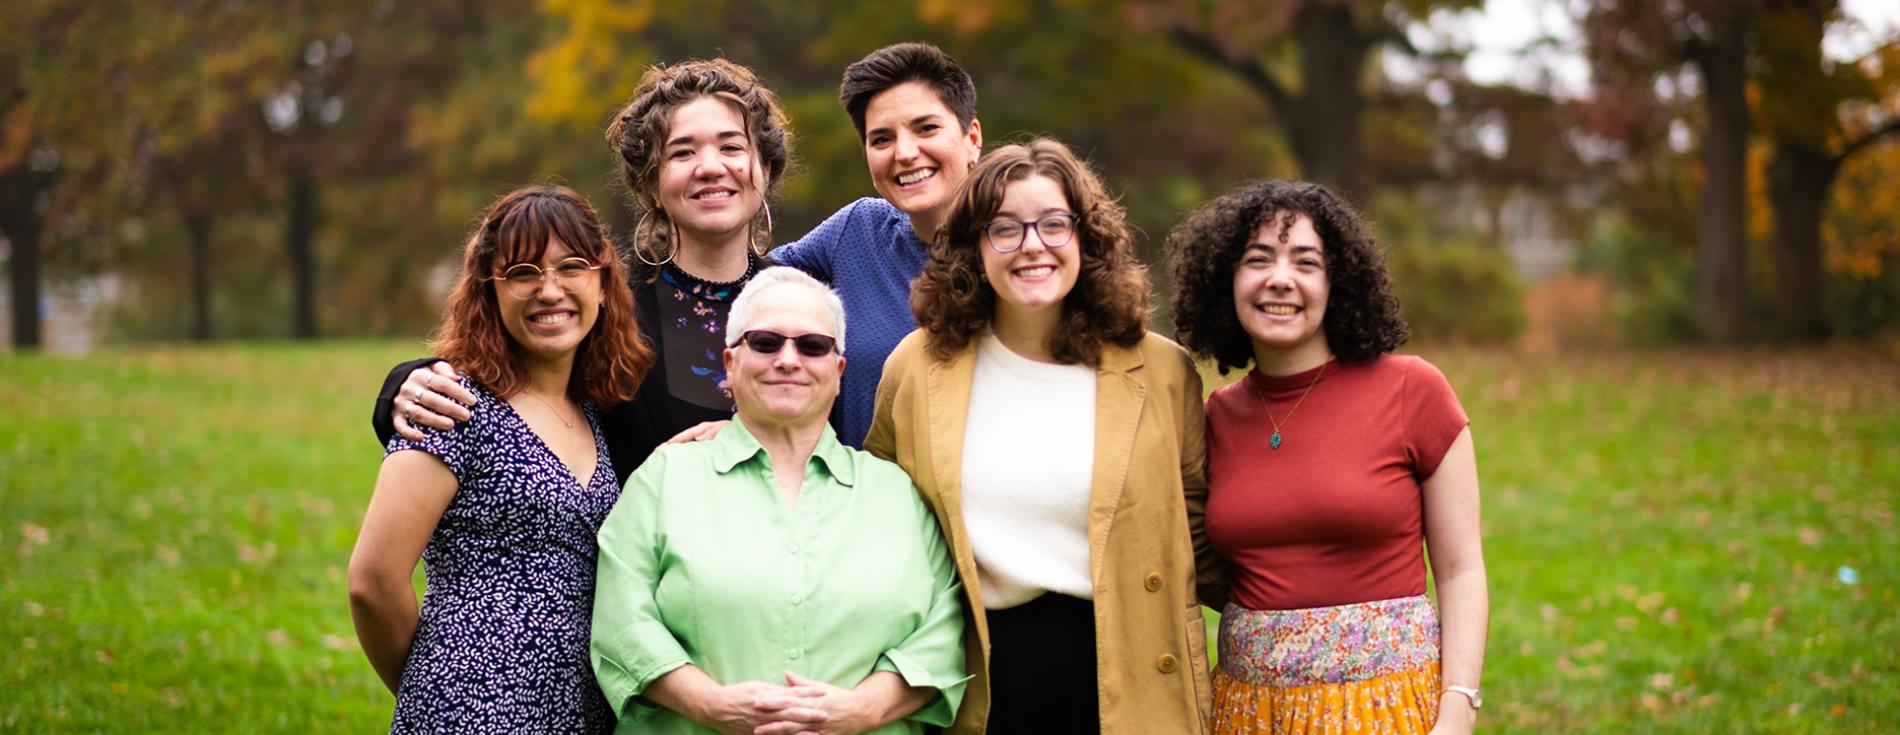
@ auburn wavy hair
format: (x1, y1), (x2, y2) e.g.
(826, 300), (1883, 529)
(1165, 179), (1408, 374)
(605, 58), (793, 267)
(912, 138), (1150, 365)
(432, 185), (653, 408)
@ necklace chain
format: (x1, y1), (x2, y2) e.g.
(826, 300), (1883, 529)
(523, 388), (574, 429)
(1253, 363), (1327, 449)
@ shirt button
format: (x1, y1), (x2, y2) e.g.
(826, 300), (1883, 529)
(786, 648), (802, 659)
(787, 544), (800, 554)
(1144, 573), (1164, 592)
(789, 594), (803, 605)
(1156, 654), (1179, 674)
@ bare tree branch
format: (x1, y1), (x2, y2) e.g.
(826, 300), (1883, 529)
(1834, 117), (1900, 165)
(1166, 26), (1293, 119)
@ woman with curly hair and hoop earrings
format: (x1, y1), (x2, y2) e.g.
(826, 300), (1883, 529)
(348, 185), (654, 732)
(1166, 180), (1489, 735)
(373, 58), (793, 478)
(868, 138), (1225, 734)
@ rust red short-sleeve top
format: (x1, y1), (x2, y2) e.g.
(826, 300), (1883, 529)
(1205, 355), (1468, 611)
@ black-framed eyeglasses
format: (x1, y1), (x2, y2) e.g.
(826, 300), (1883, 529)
(983, 212), (1078, 253)
(731, 329), (838, 358)
(490, 257), (604, 299)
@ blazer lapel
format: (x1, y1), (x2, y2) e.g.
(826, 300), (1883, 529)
(1088, 343), (1146, 586)
(925, 344), (979, 547)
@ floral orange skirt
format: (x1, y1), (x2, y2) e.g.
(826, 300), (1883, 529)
(1211, 595), (1441, 735)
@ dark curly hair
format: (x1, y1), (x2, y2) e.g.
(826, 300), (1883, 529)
(839, 42), (977, 141)
(912, 138), (1150, 365)
(1165, 179), (1408, 373)
(605, 58), (793, 266)
(434, 185), (653, 408)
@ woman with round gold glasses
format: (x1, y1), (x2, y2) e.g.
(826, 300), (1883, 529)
(348, 185), (653, 732)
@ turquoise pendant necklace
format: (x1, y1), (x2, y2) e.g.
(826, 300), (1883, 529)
(1254, 364), (1326, 450)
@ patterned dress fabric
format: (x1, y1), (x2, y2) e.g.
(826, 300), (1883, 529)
(653, 260), (753, 410)
(1211, 596), (1441, 735)
(383, 377), (619, 734)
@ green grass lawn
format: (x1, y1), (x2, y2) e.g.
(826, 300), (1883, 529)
(3, 341), (1895, 732)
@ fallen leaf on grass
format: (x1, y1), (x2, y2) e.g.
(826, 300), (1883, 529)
(22, 637), (36, 650)
(1798, 527), (1821, 547)
(154, 546), (182, 567)
(322, 634), (353, 650)
(22, 600), (42, 617)
(1649, 672), (1674, 689)
(266, 629), (290, 647)
(20, 524), (49, 545)
(94, 649), (116, 664)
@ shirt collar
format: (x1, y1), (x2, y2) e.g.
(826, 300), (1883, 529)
(711, 416), (858, 487)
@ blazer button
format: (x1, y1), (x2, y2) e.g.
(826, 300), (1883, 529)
(1144, 573), (1163, 592)
(1157, 654), (1179, 673)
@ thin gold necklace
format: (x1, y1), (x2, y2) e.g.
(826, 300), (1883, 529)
(1253, 362), (1326, 449)
(523, 388), (574, 429)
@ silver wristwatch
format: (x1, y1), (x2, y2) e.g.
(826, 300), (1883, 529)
(1444, 684), (1482, 710)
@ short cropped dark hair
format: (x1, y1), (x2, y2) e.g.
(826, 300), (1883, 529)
(1165, 180), (1409, 373)
(839, 42), (977, 141)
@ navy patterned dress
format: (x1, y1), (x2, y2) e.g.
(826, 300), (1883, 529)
(383, 377), (618, 733)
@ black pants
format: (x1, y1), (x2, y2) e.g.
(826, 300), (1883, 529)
(984, 593), (1100, 734)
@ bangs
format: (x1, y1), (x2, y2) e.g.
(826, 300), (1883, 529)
(492, 195), (610, 267)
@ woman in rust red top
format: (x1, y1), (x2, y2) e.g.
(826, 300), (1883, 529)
(1166, 180), (1489, 735)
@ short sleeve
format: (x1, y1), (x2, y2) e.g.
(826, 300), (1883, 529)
(770, 198), (878, 283)
(590, 450), (692, 723)
(1401, 357), (1469, 479)
(872, 476), (969, 727)
(383, 375), (483, 485)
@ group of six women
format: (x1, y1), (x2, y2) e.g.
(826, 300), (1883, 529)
(348, 41), (1489, 734)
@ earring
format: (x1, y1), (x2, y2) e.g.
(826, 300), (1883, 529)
(632, 208), (675, 267)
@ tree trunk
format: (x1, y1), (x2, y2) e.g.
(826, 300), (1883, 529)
(1691, 8), (1752, 342)
(286, 164), (318, 338)
(184, 209), (213, 341)
(1290, 3), (1369, 202)
(1766, 140), (1836, 341)
(0, 171), (52, 350)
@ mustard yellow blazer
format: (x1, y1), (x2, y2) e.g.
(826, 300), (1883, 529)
(867, 329), (1226, 734)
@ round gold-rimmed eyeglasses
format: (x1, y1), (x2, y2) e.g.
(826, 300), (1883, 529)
(490, 257), (603, 299)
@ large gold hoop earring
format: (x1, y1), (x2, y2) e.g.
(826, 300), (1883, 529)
(633, 208), (675, 268)
(751, 199), (774, 256)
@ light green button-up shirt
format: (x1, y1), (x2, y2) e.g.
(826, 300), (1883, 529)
(591, 418), (967, 734)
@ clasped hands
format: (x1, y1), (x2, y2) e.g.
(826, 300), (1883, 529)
(699, 672), (881, 735)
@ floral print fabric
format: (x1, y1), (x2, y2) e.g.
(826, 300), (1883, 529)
(1212, 595), (1441, 734)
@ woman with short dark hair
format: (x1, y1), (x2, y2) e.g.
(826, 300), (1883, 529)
(869, 138), (1223, 734)
(1167, 180), (1489, 735)
(348, 185), (653, 733)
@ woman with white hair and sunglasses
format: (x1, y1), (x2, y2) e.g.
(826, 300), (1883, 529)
(590, 267), (968, 735)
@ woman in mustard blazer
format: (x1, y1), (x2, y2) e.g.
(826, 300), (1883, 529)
(866, 138), (1226, 734)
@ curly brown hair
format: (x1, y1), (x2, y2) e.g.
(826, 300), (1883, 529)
(1166, 179), (1408, 373)
(605, 58), (793, 266)
(433, 185), (653, 408)
(912, 138), (1150, 365)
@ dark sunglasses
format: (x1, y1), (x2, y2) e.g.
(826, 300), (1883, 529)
(732, 329), (838, 358)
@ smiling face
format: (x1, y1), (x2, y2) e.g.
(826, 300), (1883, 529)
(1233, 213), (1331, 369)
(723, 284), (845, 434)
(981, 174), (1082, 321)
(496, 237), (602, 367)
(658, 96), (764, 248)
(862, 81), (981, 221)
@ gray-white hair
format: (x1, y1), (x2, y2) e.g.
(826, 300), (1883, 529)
(725, 266), (847, 353)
